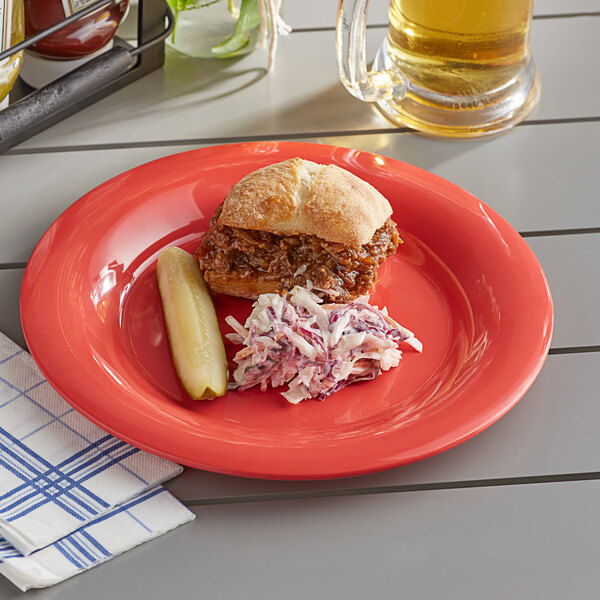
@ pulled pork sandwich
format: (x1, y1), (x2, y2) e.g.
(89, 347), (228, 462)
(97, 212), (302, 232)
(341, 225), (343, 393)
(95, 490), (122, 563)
(196, 157), (400, 303)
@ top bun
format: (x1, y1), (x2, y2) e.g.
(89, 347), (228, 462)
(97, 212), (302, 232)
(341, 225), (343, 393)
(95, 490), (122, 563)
(217, 157), (393, 248)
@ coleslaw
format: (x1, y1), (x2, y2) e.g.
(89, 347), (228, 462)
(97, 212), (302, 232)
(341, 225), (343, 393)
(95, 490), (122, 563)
(225, 286), (422, 404)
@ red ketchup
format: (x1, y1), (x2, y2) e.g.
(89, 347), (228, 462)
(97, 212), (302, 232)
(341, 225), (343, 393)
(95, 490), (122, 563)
(25, 0), (129, 59)
(21, 0), (129, 88)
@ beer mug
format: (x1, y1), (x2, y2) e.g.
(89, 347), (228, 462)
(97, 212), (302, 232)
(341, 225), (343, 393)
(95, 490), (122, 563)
(337, 0), (540, 137)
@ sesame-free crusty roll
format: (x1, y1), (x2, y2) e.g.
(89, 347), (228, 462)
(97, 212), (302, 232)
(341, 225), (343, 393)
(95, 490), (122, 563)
(197, 158), (400, 303)
(218, 158), (393, 249)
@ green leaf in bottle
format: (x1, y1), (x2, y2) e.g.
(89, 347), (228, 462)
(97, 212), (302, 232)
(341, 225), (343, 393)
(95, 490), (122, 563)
(167, 0), (221, 40)
(210, 0), (263, 57)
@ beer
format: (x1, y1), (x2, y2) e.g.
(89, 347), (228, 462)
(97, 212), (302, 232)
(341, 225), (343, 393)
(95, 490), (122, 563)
(337, 0), (539, 136)
(387, 0), (533, 96)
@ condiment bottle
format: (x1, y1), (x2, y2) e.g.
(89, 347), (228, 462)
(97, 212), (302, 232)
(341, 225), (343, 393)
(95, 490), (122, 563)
(21, 0), (129, 88)
(0, 0), (25, 108)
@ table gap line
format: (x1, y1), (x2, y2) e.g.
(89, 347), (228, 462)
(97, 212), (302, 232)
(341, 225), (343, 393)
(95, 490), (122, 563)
(520, 116), (600, 127)
(548, 346), (600, 355)
(181, 471), (600, 507)
(5, 116), (600, 156)
(532, 11), (600, 19)
(520, 227), (600, 237)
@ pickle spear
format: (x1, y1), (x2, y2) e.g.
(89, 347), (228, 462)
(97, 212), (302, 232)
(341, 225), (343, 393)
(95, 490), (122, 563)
(156, 246), (228, 399)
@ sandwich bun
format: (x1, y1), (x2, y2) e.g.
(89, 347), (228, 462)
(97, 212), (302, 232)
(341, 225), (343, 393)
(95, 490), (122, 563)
(218, 157), (392, 248)
(202, 271), (279, 300)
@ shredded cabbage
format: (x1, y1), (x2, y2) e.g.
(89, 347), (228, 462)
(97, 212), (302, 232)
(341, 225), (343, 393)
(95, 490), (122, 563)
(225, 286), (422, 404)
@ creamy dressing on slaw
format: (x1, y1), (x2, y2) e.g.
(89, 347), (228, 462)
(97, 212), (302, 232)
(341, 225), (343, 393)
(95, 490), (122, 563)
(225, 286), (422, 404)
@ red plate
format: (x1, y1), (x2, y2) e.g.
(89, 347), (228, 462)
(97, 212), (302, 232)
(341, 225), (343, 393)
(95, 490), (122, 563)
(20, 142), (553, 480)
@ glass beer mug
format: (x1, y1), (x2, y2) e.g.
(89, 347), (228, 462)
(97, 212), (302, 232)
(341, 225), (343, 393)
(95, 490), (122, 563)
(337, 0), (540, 137)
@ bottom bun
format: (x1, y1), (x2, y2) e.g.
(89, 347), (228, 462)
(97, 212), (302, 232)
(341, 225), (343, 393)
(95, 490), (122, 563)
(203, 272), (280, 300)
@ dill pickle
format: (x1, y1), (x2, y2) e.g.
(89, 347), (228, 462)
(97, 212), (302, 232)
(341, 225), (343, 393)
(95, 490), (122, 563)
(156, 247), (228, 399)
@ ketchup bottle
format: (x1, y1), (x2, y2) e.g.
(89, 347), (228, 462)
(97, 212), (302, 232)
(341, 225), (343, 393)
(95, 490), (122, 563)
(21, 0), (129, 88)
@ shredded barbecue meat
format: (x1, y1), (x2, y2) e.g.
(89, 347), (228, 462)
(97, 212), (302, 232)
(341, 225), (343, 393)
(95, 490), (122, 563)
(197, 204), (400, 303)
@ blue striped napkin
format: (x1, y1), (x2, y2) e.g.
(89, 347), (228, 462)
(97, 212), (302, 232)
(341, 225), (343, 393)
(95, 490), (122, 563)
(0, 485), (194, 591)
(0, 333), (195, 589)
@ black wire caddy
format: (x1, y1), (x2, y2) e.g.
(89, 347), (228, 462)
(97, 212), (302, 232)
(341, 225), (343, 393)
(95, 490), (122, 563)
(0, 0), (174, 153)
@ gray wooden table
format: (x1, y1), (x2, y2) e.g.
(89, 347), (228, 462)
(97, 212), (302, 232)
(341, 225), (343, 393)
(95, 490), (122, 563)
(1, 1), (599, 598)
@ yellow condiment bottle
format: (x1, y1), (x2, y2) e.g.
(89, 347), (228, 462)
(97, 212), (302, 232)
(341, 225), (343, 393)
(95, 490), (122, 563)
(0, 0), (24, 108)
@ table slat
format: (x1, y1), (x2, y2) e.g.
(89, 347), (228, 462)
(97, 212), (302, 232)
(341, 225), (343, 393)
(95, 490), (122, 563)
(527, 234), (600, 348)
(13, 16), (600, 150)
(2, 122), (599, 264)
(2, 480), (598, 599)
(283, 0), (600, 29)
(5, 233), (599, 349)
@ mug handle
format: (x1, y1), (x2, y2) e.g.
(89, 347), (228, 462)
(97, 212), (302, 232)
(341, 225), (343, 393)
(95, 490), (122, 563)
(336, 0), (407, 102)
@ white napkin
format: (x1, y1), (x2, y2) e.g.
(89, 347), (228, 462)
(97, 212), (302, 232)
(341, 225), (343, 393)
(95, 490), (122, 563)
(0, 333), (195, 589)
(0, 485), (195, 591)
